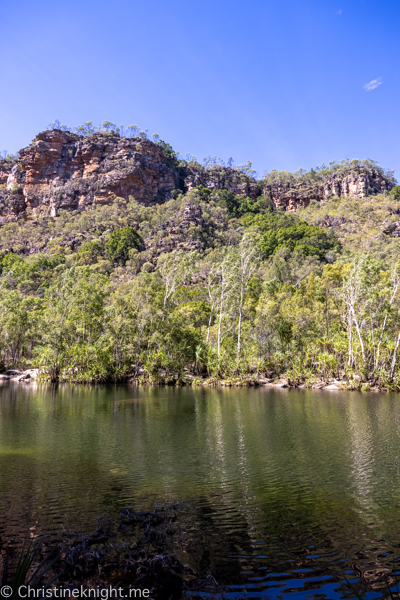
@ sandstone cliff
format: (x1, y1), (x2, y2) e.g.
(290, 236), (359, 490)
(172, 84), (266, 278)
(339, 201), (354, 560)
(262, 166), (394, 211)
(0, 130), (177, 223)
(184, 165), (260, 199)
(0, 129), (396, 224)
(183, 163), (395, 211)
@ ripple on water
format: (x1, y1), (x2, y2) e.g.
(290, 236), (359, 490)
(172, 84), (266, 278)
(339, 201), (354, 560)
(1, 384), (400, 597)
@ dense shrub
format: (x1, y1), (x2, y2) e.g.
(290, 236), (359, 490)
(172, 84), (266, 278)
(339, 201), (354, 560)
(105, 227), (142, 265)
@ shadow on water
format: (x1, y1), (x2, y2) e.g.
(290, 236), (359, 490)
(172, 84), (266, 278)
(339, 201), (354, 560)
(1, 383), (400, 597)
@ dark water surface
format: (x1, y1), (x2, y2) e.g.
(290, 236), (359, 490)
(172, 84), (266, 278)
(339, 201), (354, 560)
(1, 383), (400, 598)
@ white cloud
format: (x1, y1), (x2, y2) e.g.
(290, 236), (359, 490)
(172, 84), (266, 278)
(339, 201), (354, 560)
(363, 77), (383, 91)
(336, 9), (342, 16)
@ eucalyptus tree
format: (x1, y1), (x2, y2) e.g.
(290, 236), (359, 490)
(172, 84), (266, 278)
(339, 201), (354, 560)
(126, 125), (140, 137)
(157, 249), (199, 312)
(237, 232), (261, 356)
(338, 260), (366, 368)
(214, 250), (239, 357)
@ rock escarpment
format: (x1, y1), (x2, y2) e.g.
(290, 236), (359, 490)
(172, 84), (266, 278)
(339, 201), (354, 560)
(0, 130), (177, 223)
(184, 166), (260, 199)
(0, 129), (396, 224)
(261, 167), (394, 211)
(183, 164), (395, 211)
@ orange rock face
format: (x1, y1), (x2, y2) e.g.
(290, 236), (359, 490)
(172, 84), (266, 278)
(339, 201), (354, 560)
(0, 130), (396, 226)
(0, 130), (177, 222)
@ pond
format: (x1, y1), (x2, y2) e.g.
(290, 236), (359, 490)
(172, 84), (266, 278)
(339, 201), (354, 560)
(1, 383), (400, 598)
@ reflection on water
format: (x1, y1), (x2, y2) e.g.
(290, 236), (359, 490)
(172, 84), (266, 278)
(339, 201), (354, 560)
(1, 383), (400, 597)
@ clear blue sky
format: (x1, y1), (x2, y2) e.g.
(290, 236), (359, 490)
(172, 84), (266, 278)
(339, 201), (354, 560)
(1, 0), (399, 179)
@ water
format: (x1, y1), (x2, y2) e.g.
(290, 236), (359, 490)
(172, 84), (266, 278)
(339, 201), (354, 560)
(1, 383), (400, 598)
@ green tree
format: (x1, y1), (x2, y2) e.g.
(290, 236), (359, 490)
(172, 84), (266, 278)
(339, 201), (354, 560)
(157, 249), (199, 311)
(36, 268), (111, 381)
(105, 227), (142, 265)
(391, 185), (400, 200)
(237, 232), (261, 355)
(76, 241), (102, 265)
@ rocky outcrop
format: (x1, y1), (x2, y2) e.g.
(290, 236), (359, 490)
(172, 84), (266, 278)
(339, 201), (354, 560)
(0, 130), (177, 223)
(382, 221), (400, 237)
(0, 368), (39, 381)
(262, 167), (395, 211)
(184, 165), (259, 199)
(145, 202), (206, 257)
(184, 164), (395, 212)
(317, 216), (347, 228)
(0, 159), (15, 186)
(323, 166), (393, 198)
(0, 130), (396, 224)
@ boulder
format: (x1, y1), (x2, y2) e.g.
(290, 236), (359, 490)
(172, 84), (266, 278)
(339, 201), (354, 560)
(312, 382), (327, 389)
(15, 369), (39, 381)
(16, 373), (31, 381)
(259, 378), (273, 384)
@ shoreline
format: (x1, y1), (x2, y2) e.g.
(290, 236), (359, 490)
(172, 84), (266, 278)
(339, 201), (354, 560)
(0, 368), (390, 392)
(129, 377), (384, 392)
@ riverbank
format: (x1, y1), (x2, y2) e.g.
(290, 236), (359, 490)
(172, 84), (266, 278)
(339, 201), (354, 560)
(0, 367), (390, 392)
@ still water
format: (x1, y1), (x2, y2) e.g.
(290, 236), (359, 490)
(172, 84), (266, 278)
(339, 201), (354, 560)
(1, 383), (400, 598)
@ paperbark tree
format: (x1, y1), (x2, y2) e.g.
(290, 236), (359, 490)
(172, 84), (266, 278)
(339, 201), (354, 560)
(237, 233), (261, 356)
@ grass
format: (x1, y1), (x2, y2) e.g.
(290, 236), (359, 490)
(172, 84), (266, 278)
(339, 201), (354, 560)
(1, 537), (60, 599)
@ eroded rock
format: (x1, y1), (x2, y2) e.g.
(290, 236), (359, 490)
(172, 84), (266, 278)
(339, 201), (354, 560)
(0, 130), (177, 222)
(262, 167), (394, 212)
(0, 131), (396, 225)
(145, 202), (207, 258)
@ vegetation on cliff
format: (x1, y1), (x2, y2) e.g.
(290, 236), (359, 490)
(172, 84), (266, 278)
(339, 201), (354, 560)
(0, 188), (399, 388)
(0, 125), (399, 387)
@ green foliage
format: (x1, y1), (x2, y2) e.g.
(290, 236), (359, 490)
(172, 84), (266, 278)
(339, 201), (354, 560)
(192, 185), (212, 203)
(297, 188), (400, 261)
(173, 301), (211, 328)
(391, 185), (400, 200)
(105, 227), (142, 265)
(215, 191), (274, 217)
(1, 252), (24, 274)
(241, 211), (298, 231)
(158, 140), (179, 165)
(240, 211), (339, 260)
(0, 252), (66, 292)
(259, 222), (339, 259)
(76, 241), (103, 265)
(1, 537), (58, 599)
(1, 172), (400, 387)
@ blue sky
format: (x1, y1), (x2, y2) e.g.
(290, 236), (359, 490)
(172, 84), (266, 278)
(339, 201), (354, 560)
(1, 0), (399, 179)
